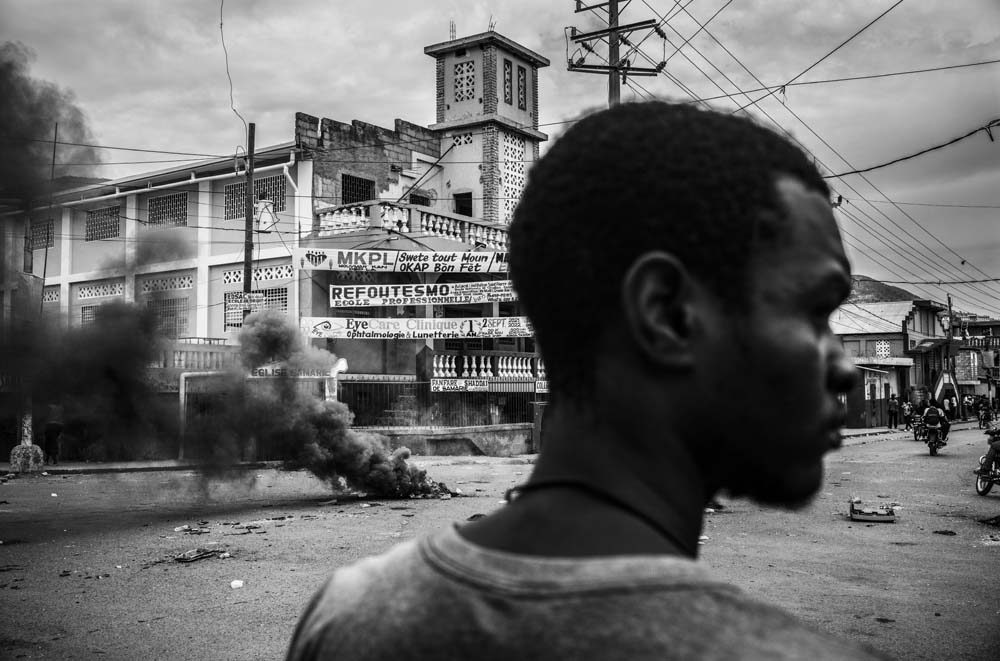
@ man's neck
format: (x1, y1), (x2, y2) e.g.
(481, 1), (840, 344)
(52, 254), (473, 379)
(460, 399), (708, 558)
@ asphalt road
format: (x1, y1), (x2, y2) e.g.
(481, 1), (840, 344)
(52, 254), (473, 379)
(1, 427), (997, 659)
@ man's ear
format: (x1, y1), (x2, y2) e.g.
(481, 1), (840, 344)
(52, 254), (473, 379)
(621, 252), (697, 369)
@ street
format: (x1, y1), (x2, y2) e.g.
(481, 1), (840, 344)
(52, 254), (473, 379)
(1, 425), (998, 660)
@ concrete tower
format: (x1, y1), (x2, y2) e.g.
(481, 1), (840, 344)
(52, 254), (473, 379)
(425, 31), (549, 224)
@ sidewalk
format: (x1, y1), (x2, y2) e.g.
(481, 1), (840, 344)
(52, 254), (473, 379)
(5, 420), (982, 476)
(841, 418), (979, 445)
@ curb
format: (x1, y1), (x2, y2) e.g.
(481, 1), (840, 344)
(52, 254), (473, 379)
(13, 460), (285, 477)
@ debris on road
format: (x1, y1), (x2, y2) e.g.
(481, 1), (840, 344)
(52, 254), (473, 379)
(849, 497), (897, 523)
(175, 548), (218, 563)
(230, 579), (244, 589)
(932, 530), (957, 536)
(467, 513), (486, 521)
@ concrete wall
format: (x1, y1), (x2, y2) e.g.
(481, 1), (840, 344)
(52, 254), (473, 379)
(295, 113), (442, 216)
(377, 423), (533, 457)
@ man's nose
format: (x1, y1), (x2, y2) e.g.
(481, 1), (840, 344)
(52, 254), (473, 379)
(829, 340), (859, 394)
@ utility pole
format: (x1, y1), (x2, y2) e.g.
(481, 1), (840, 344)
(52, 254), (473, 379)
(567, 1), (662, 108)
(607, 0), (620, 106)
(39, 123), (57, 317)
(243, 123), (255, 321)
(946, 294), (964, 420)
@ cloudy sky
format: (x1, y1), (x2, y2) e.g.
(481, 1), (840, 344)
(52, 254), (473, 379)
(2, 0), (998, 316)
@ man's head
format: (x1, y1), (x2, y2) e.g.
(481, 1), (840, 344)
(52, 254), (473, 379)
(510, 101), (831, 400)
(509, 101), (857, 507)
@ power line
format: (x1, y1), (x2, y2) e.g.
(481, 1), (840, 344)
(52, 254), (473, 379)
(847, 198), (1000, 209)
(0, 137), (227, 158)
(876, 277), (1000, 285)
(661, 12), (1000, 304)
(823, 119), (1000, 178)
(693, 57), (1000, 105)
(219, 0), (248, 140)
(733, 0), (907, 114)
(633, 1), (991, 308)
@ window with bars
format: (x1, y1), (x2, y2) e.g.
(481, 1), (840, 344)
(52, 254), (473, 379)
(31, 219), (54, 250)
(81, 305), (97, 327)
(454, 60), (475, 102)
(224, 175), (287, 220)
(85, 206), (120, 241)
(147, 297), (189, 338)
(148, 192), (188, 227)
(503, 59), (513, 105)
(409, 193), (430, 207)
(341, 174), (376, 205)
(223, 287), (288, 330)
(517, 65), (527, 110)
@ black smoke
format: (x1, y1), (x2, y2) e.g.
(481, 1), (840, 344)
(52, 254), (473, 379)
(184, 310), (443, 498)
(1, 301), (175, 460)
(0, 41), (103, 207)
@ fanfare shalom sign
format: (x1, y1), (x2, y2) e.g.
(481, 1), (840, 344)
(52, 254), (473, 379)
(431, 378), (490, 392)
(301, 316), (533, 340)
(329, 280), (517, 308)
(294, 248), (508, 274)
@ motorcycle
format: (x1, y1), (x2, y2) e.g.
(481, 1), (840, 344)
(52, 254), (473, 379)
(924, 423), (945, 455)
(912, 418), (926, 443)
(975, 426), (1000, 496)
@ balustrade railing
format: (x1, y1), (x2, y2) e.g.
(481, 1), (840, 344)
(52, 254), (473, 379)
(315, 201), (509, 250)
(418, 348), (545, 381)
(964, 336), (1000, 349)
(148, 341), (239, 370)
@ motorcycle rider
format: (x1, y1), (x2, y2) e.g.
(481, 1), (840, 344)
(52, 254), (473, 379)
(922, 399), (948, 443)
(976, 430), (1000, 476)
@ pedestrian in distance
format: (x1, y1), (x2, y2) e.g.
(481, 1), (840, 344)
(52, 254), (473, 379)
(887, 394), (899, 429)
(286, 101), (889, 660)
(43, 403), (64, 465)
(902, 399), (913, 431)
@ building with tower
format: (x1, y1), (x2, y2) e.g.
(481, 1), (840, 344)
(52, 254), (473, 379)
(2, 29), (551, 456)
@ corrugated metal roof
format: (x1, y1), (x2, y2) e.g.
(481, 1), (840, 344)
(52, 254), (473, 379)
(831, 301), (916, 335)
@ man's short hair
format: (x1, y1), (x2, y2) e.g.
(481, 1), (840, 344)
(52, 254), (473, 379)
(509, 101), (830, 400)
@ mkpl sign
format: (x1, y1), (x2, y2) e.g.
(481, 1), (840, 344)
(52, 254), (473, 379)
(294, 248), (509, 273)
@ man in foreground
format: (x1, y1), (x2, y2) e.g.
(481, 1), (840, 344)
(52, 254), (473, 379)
(287, 101), (888, 660)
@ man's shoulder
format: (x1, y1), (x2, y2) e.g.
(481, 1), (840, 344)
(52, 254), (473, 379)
(287, 530), (890, 660)
(680, 589), (890, 659)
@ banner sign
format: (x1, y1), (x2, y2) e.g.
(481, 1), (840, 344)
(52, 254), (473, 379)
(247, 358), (348, 380)
(301, 316), (533, 340)
(535, 379), (549, 394)
(249, 366), (338, 379)
(431, 378), (546, 393)
(294, 248), (508, 274)
(431, 378), (490, 392)
(329, 280), (516, 308)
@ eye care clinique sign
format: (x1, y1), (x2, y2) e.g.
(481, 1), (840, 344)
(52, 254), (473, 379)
(301, 316), (533, 340)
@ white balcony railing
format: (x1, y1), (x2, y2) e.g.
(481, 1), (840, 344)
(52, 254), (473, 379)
(315, 201), (509, 250)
